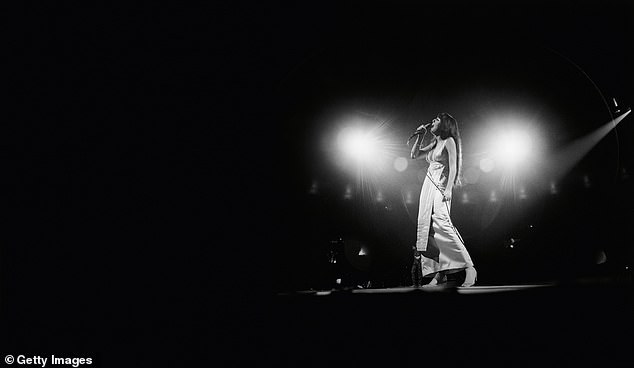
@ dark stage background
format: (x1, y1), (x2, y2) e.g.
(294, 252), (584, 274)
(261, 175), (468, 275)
(3, 1), (633, 366)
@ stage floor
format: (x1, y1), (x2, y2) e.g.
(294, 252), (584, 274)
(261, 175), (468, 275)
(281, 283), (556, 296)
(271, 281), (633, 365)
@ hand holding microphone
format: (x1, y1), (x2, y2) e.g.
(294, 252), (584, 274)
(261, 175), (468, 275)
(407, 120), (432, 145)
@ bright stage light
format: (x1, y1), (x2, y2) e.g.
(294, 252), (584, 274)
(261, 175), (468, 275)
(493, 130), (533, 168)
(337, 127), (383, 164)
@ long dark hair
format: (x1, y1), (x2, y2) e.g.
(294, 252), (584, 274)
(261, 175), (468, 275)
(436, 112), (463, 187)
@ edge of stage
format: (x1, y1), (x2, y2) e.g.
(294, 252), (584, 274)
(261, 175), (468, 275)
(270, 279), (633, 366)
(278, 283), (556, 296)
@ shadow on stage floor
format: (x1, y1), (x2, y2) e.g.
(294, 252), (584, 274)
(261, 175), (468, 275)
(271, 280), (633, 366)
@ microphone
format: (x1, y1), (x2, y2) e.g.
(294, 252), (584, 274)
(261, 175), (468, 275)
(406, 121), (432, 144)
(415, 121), (432, 132)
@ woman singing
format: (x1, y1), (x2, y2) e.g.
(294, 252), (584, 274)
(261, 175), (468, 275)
(410, 113), (477, 287)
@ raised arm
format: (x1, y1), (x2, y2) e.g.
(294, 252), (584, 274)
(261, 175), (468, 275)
(410, 134), (436, 159)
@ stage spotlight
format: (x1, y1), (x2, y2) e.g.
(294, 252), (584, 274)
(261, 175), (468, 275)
(612, 97), (620, 114)
(337, 127), (384, 165)
(493, 130), (533, 169)
(549, 109), (630, 183)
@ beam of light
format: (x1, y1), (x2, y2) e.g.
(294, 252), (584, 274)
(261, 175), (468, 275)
(547, 109), (631, 183)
